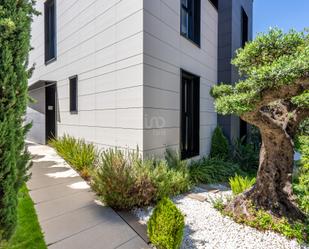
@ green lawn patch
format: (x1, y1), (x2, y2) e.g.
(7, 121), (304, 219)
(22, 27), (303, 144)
(2, 185), (46, 249)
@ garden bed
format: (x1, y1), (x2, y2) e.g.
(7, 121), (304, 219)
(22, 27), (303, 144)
(133, 185), (308, 249)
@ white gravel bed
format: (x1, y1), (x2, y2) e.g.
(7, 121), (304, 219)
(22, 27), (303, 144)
(132, 186), (308, 249)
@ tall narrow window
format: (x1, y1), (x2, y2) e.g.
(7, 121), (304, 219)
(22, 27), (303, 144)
(241, 7), (248, 48)
(45, 0), (56, 63)
(181, 70), (200, 159)
(180, 0), (201, 46)
(69, 76), (78, 113)
(240, 7), (249, 139)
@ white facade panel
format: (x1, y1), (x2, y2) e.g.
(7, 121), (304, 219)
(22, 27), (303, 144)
(27, 0), (219, 158)
(27, 0), (144, 150)
(143, 0), (218, 157)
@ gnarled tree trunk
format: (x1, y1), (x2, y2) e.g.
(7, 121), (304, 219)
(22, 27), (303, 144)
(247, 129), (305, 220)
(225, 104), (308, 221)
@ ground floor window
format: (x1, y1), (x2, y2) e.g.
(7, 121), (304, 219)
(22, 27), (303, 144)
(181, 70), (200, 159)
(69, 75), (78, 113)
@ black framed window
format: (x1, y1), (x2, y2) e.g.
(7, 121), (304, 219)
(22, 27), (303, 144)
(181, 70), (200, 159)
(45, 0), (56, 63)
(209, 0), (218, 10)
(240, 7), (249, 139)
(69, 76), (78, 113)
(180, 0), (201, 46)
(241, 7), (249, 48)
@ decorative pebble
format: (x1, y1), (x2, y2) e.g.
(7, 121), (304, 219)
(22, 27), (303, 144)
(132, 187), (308, 249)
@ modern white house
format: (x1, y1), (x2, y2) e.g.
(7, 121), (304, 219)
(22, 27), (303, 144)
(27, 0), (253, 159)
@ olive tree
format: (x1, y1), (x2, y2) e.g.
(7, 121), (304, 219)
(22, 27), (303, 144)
(211, 29), (309, 220)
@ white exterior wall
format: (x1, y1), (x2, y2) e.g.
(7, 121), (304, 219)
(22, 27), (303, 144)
(27, 0), (218, 157)
(28, 0), (144, 150)
(142, 0), (218, 157)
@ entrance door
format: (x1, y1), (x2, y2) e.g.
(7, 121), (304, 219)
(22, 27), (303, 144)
(45, 84), (56, 142)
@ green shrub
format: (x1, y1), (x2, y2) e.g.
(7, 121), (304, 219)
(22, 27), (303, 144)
(150, 160), (191, 200)
(210, 127), (229, 160)
(298, 118), (309, 136)
(49, 135), (97, 179)
(92, 149), (191, 210)
(91, 149), (156, 210)
(229, 175), (256, 195)
(164, 149), (187, 170)
(0, 1), (38, 242)
(231, 137), (259, 173)
(189, 157), (243, 184)
(211, 197), (225, 212)
(231, 202), (309, 243)
(147, 198), (184, 249)
(293, 135), (309, 214)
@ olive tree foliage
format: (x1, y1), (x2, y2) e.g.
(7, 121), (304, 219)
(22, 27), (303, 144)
(211, 29), (309, 220)
(0, 0), (38, 241)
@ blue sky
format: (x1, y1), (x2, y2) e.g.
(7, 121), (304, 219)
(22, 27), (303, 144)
(253, 0), (309, 37)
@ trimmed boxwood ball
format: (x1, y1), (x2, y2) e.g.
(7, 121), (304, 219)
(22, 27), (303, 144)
(147, 197), (184, 249)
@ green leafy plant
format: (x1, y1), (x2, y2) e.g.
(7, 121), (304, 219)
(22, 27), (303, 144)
(0, 1), (38, 242)
(229, 175), (256, 195)
(189, 157), (243, 184)
(293, 135), (309, 214)
(150, 160), (191, 200)
(226, 202), (309, 243)
(231, 137), (259, 173)
(91, 149), (156, 210)
(209, 127), (229, 160)
(147, 198), (184, 249)
(298, 118), (309, 136)
(49, 135), (97, 179)
(165, 149), (188, 170)
(91, 149), (191, 210)
(211, 196), (225, 212)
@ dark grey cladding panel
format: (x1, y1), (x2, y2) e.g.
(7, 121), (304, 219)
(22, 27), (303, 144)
(218, 45), (232, 59)
(217, 70), (231, 83)
(217, 0), (253, 139)
(218, 0), (253, 84)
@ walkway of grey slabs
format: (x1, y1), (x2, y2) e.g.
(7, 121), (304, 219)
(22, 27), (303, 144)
(27, 142), (149, 249)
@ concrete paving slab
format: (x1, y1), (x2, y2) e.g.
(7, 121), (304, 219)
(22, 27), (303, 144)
(30, 163), (70, 177)
(35, 190), (96, 222)
(42, 203), (117, 245)
(116, 236), (150, 249)
(48, 219), (138, 249)
(27, 142), (150, 249)
(28, 174), (82, 191)
(117, 211), (149, 243)
(29, 180), (89, 204)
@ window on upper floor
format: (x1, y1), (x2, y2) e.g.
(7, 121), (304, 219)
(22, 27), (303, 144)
(45, 0), (56, 63)
(180, 0), (201, 46)
(181, 70), (200, 159)
(241, 7), (249, 48)
(69, 76), (78, 113)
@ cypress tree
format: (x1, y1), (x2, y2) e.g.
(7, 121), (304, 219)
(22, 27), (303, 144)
(0, 0), (37, 241)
